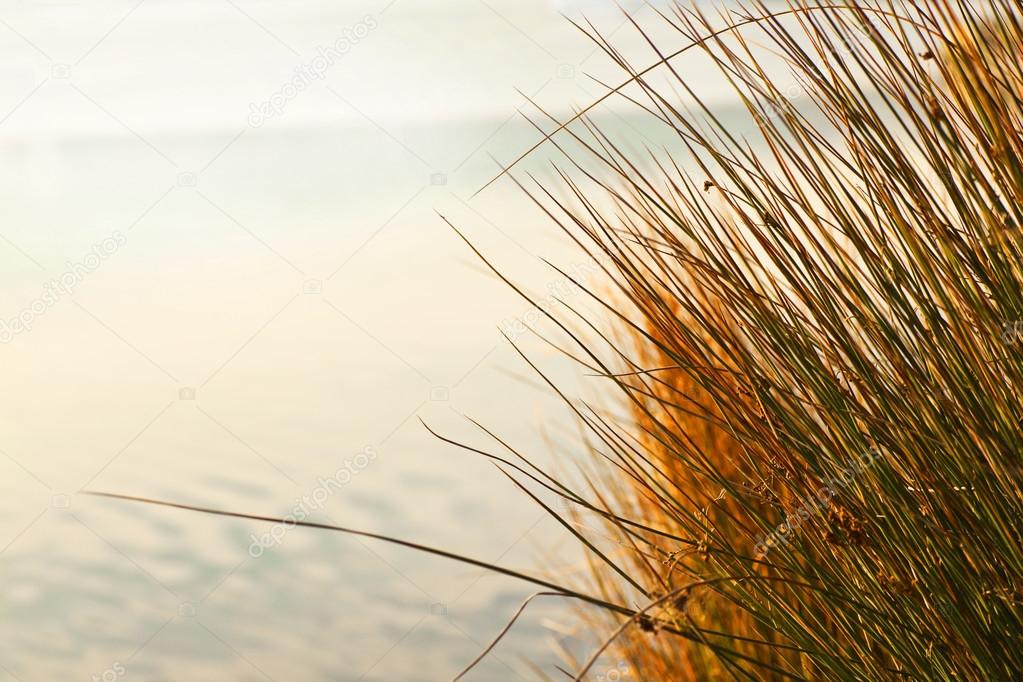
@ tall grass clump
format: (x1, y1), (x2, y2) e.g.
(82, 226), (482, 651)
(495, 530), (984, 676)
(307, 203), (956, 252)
(451, 0), (1023, 679)
(90, 0), (1023, 679)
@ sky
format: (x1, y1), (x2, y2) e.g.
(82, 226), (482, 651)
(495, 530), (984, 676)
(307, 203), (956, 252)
(0, 0), (694, 137)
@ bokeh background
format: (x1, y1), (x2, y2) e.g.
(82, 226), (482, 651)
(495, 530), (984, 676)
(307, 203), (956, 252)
(0, 1), (749, 679)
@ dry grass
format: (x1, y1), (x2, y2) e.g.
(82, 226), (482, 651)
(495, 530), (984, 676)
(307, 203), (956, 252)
(97, 1), (1023, 679)
(453, 1), (1023, 679)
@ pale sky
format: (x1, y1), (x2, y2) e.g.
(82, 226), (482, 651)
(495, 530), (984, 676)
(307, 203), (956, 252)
(0, 0), (726, 136)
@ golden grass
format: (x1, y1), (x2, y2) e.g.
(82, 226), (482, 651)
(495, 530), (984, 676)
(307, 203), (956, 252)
(472, 1), (1023, 679)
(97, 2), (1023, 679)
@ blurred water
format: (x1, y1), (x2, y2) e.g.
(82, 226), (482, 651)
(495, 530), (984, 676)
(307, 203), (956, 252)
(0, 1), (757, 679)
